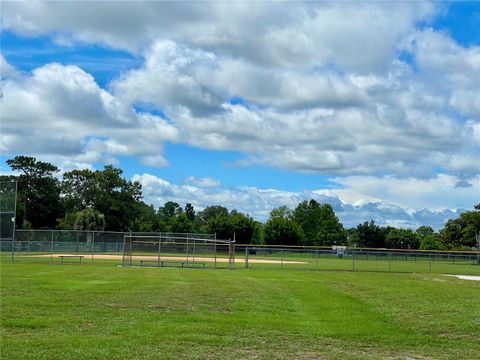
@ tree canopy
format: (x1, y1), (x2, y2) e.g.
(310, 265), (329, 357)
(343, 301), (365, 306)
(2, 156), (478, 250)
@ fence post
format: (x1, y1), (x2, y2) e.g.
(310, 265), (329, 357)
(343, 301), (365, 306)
(388, 252), (392, 272)
(11, 181), (18, 262)
(186, 233), (189, 265)
(281, 250), (283, 270)
(11, 232), (16, 261)
(214, 235), (217, 269)
(316, 250), (319, 270)
(192, 233), (196, 265)
(50, 230), (54, 263)
(91, 231), (95, 263)
(352, 246), (356, 272)
(157, 233), (162, 267)
(245, 247), (249, 269)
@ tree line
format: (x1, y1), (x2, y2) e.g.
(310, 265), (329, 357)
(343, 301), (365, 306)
(1, 156), (479, 250)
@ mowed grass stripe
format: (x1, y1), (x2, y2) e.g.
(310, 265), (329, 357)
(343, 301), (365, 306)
(1, 262), (479, 359)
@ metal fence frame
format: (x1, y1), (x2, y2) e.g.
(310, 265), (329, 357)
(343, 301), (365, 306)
(242, 245), (479, 273)
(122, 232), (234, 269)
(2, 230), (479, 274)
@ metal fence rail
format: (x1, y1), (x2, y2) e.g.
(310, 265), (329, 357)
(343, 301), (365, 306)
(241, 246), (479, 275)
(1, 229), (234, 269)
(1, 230), (479, 275)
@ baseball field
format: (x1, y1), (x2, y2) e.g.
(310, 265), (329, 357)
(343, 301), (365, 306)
(1, 260), (479, 359)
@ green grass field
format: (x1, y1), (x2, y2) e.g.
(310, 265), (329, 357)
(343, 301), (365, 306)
(1, 261), (479, 359)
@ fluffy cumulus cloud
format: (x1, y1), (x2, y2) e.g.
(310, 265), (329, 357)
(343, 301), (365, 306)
(1, 58), (178, 169)
(134, 173), (470, 229)
(1, 1), (479, 227)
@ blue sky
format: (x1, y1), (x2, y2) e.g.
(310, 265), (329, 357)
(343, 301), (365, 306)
(1, 1), (479, 229)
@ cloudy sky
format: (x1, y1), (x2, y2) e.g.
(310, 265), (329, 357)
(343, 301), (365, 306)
(1, 1), (479, 229)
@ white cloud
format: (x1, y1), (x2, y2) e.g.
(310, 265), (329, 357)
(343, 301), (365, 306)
(405, 29), (480, 119)
(1, 54), (21, 80)
(1, 1), (478, 223)
(0, 61), (177, 169)
(3, 2), (436, 72)
(133, 173), (471, 229)
(185, 176), (221, 188)
(330, 174), (480, 210)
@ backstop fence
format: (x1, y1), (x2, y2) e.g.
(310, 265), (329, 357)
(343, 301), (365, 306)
(122, 233), (235, 269)
(0, 181), (17, 249)
(1, 229), (235, 269)
(1, 229), (479, 275)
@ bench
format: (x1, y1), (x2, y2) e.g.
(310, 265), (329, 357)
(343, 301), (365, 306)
(140, 260), (206, 269)
(58, 255), (85, 264)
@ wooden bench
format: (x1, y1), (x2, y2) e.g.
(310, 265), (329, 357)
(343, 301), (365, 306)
(58, 255), (85, 264)
(140, 260), (206, 269)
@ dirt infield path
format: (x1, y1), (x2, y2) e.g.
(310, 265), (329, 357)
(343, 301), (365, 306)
(32, 253), (307, 265)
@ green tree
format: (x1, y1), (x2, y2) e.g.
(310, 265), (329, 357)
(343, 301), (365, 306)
(93, 166), (142, 231)
(202, 214), (233, 240)
(458, 209), (480, 263)
(293, 200), (322, 244)
(440, 219), (463, 248)
(250, 222), (265, 245)
(61, 169), (97, 212)
(57, 212), (79, 230)
(61, 165), (142, 231)
(416, 225), (434, 239)
(74, 208), (105, 231)
(264, 206), (303, 245)
(352, 220), (386, 248)
(158, 201), (182, 222)
(196, 205), (229, 227)
(419, 235), (445, 250)
(293, 200), (346, 246)
(315, 204), (346, 246)
(131, 202), (166, 232)
(228, 211), (256, 244)
(5, 156), (64, 229)
(185, 203), (195, 221)
(385, 229), (420, 249)
(169, 212), (195, 233)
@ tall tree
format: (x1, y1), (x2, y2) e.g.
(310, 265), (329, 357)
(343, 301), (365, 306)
(458, 208), (480, 263)
(353, 220), (386, 248)
(5, 156), (64, 229)
(158, 201), (182, 222)
(264, 206), (303, 245)
(293, 200), (346, 246)
(416, 225), (435, 239)
(61, 169), (97, 212)
(385, 229), (420, 249)
(315, 203), (347, 246)
(185, 203), (195, 221)
(74, 208), (105, 231)
(169, 212), (195, 233)
(130, 202), (166, 232)
(196, 205), (229, 227)
(293, 200), (321, 244)
(61, 165), (142, 231)
(228, 210), (256, 243)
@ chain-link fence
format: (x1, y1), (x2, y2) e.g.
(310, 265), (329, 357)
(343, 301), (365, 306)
(0, 181), (17, 245)
(123, 233), (234, 269)
(2, 230), (479, 275)
(4, 230), (125, 264)
(2, 230), (234, 268)
(240, 246), (480, 275)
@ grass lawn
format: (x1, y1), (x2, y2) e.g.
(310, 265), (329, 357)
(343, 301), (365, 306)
(1, 261), (479, 359)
